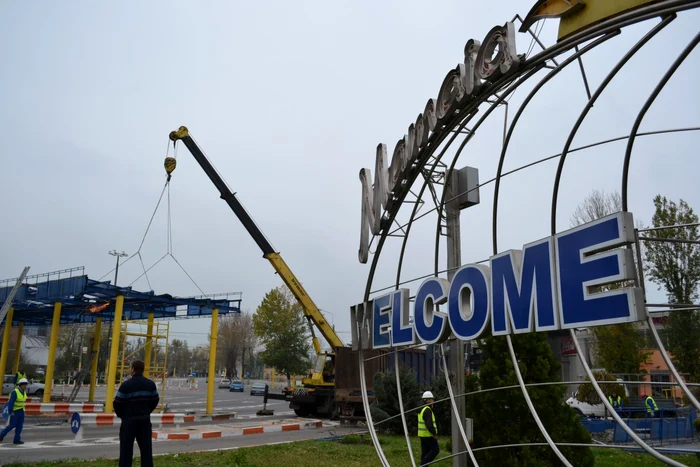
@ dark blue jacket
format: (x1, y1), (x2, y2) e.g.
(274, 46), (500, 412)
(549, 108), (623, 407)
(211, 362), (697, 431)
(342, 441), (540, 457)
(113, 374), (159, 421)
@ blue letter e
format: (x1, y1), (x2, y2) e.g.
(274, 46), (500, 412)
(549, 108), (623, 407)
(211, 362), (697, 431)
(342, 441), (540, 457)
(372, 293), (392, 349)
(555, 212), (644, 328)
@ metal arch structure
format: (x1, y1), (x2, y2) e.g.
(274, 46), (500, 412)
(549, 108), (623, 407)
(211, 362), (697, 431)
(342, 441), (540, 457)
(357, 1), (700, 466)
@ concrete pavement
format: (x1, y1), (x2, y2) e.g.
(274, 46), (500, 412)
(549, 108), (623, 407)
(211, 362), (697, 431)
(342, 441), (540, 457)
(0, 380), (319, 464)
(0, 419), (351, 464)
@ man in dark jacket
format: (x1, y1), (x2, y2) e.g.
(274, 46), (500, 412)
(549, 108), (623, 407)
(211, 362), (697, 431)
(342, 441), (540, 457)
(418, 391), (439, 465)
(114, 360), (159, 467)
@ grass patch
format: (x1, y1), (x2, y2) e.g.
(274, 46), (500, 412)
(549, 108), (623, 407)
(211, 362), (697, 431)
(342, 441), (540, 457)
(6, 436), (699, 466)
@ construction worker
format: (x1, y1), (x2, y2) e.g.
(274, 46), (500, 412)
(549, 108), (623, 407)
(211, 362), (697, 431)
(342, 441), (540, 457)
(418, 391), (439, 465)
(608, 391), (622, 411)
(1, 378), (29, 444)
(14, 369), (27, 385)
(114, 360), (159, 467)
(643, 393), (659, 418)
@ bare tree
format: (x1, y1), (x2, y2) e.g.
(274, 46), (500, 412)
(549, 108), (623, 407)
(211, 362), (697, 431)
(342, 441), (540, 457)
(217, 313), (257, 379)
(570, 189), (622, 226)
(570, 189), (648, 377)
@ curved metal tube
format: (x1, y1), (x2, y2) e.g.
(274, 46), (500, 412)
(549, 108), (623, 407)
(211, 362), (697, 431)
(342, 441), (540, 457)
(505, 336), (573, 467)
(439, 344), (480, 466)
(372, 377), (700, 429)
(622, 29), (700, 211)
(569, 329), (685, 466)
(357, 324), (390, 467)
(492, 31), (619, 253)
(551, 14), (675, 233)
(365, 0), (700, 303)
(394, 349), (417, 467)
(646, 314), (700, 411)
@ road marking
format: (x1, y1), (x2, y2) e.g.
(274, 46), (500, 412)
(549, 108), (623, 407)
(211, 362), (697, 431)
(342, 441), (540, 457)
(0, 437), (119, 450)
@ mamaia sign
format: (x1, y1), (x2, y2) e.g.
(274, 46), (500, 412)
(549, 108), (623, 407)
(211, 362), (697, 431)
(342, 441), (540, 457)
(358, 22), (520, 264)
(351, 212), (646, 350)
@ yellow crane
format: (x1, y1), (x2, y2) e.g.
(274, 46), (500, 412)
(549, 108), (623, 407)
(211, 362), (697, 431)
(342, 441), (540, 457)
(168, 126), (344, 416)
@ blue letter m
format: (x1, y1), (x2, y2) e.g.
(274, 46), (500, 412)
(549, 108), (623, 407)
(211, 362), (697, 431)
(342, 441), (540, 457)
(491, 238), (559, 336)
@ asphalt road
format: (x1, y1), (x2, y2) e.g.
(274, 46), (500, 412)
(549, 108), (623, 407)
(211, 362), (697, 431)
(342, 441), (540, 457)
(49, 378), (287, 419)
(0, 379), (339, 464)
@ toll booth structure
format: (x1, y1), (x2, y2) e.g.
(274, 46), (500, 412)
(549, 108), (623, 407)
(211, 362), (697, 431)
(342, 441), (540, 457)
(0, 267), (242, 414)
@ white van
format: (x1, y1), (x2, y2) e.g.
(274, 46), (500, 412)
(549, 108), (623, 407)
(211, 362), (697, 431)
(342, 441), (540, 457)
(566, 382), (628, 418)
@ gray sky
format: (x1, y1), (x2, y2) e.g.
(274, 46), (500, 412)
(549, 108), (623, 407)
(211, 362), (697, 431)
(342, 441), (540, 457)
(2, 1), (699, 347)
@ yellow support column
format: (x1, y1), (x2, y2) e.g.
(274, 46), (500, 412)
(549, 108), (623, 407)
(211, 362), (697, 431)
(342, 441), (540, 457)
(44, 303), (62, 403)
(105, 295), (124, 413)
(206, 308), (219, 415)
(88, 318), (102, 402)
(12, 322), (24, 375)
(144, 313), (154, 377)
(0, 307), (15, 384)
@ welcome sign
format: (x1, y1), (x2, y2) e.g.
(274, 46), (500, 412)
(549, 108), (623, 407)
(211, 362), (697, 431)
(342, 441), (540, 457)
(351, 212), (646, 349)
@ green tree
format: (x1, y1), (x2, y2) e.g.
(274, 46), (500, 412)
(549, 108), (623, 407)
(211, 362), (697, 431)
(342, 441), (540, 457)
(252, 286), (311, 386)
(576, 370), (626, 405)
(371, 365), (422, 434)
(466, 334), (594, 467)
(644, 195), (700, 382)
(571, 189), (648, 374)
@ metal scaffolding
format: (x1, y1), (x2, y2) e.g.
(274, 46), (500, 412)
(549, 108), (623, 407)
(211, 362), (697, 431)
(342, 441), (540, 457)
(117, 316), (170, 412)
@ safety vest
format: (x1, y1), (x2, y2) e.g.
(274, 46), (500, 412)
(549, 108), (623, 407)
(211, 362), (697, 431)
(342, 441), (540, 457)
(608, 396), (621, 407)
(16, 372), (26, 382)
(418, 406), (437, 438)
(12, 388), (27, 412)
(645, 396), (658, 413)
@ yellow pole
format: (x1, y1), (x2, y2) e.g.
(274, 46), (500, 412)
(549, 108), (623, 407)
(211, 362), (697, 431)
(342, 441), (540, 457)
(44, 303), (62, 403)
(144, 313), (154, 377)
(271, 368), (275, 388)
(88, 318), (102, 402)
(206, 308), (219, 415)
(105, 295), (124, 413)
(12, 322), (23, 375)
(0, 307), (15, 385)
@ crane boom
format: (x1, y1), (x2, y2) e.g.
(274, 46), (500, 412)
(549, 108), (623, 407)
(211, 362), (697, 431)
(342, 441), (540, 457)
(169, 126), (344, 351)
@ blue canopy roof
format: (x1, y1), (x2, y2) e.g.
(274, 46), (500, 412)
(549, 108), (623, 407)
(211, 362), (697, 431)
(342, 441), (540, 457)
(0, 269), (241, 326)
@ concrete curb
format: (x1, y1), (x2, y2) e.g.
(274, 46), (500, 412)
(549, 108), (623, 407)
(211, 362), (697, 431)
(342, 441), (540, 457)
(151, 419), (323, 440)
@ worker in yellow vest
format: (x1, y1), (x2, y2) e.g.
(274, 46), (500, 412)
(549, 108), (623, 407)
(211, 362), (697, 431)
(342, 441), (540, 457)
(643, 393), (659, 418)
(14, 369), (27, 385)
(418, 391), (439, 465)
(1, 378), (28, 444)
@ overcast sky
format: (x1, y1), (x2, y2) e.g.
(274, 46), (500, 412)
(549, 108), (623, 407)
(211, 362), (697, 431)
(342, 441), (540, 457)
(2, 1), (699, 348)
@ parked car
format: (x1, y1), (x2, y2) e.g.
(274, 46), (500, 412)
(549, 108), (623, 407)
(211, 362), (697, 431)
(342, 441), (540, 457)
(229, 380), (244, 392)
(3, 375), (45, 397)
(566, 382), (629, 418)
(250, 382), (268, 396)
(218, 378), (231, 389)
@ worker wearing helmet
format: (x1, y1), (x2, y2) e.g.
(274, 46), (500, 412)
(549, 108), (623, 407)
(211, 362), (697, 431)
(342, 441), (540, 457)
(418, 390), (439, 465)
(1, 378), (29, 444)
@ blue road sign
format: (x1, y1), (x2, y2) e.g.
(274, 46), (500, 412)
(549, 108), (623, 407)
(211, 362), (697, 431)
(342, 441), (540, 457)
(70, 412), (81, 434)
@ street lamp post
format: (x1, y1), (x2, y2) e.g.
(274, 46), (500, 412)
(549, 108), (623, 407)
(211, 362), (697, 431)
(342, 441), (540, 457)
(109, 250), (128, 286)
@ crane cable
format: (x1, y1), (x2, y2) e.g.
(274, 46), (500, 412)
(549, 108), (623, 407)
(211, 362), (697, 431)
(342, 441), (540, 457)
(98, 138), (208, 298)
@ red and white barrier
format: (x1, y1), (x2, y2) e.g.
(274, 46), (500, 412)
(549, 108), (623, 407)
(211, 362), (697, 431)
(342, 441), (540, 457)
(25, 403), (103, 415)
(0, 397), (33, 404)
(151, 419), (323, 440)
(73, 413), (196, 427)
